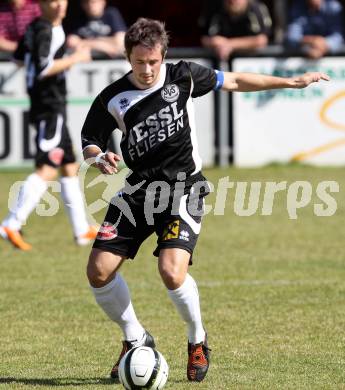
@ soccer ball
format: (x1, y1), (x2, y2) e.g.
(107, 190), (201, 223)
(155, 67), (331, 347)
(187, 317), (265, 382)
(118, 346), (169, 390)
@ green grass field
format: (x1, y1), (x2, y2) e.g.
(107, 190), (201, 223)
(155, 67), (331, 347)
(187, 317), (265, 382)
(0, 165), (345, 389)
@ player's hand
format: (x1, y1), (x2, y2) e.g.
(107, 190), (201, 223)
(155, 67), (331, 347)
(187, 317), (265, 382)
(293, 72), (330, 88)
(96, 152), (121, 175)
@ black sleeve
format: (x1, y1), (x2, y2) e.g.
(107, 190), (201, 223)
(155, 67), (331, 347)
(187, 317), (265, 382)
(33, 23), (53, 75)
(187, 61), (217, 98)
(81, 95), (119, 152)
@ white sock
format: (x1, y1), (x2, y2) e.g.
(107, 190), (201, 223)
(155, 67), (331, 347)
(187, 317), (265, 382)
(2, 173), (47, 230)
(60, 176), (89, 237)
(91, 273), (145, 342)
(167, 273), (205, 344)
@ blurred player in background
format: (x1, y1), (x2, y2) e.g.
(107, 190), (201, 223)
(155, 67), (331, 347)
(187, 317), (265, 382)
(82, 18), (329, 383)
(0, 0), (96, 251)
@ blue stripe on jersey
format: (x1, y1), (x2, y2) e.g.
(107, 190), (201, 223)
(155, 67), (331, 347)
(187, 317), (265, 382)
(214, 70), (224, 90)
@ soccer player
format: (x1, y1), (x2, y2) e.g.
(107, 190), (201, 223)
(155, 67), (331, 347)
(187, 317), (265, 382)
(81, 18), (329, 382)
(0, 0), (96, 251)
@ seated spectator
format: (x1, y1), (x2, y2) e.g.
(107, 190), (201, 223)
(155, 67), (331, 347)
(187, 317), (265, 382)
(0, 0), (40, 53)
(285, 0), (344, 59)
(66, 0), (126, 58)
(200, 0), (272, 60)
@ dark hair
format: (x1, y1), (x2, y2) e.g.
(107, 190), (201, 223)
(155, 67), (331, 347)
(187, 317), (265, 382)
(125, 18), (169, 58)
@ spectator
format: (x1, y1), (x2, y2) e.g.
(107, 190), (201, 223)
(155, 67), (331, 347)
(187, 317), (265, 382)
(200, 0), (272, 60)
(66, 0), (126, 58)
(0, 0), (41, 53)
(285, 0), (344, 59)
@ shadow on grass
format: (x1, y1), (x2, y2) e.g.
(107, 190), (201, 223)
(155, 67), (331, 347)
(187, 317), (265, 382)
(0, 377), (116, 387)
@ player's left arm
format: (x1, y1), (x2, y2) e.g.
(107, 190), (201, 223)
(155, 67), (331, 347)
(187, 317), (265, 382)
(220, 71), (330, 92)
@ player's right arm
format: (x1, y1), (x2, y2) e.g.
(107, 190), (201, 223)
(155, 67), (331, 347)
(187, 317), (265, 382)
(41, 46), (91, 77)
(81, 95), (121, 175)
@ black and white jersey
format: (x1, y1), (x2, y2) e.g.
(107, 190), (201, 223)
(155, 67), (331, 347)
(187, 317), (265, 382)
(14, 18), (66, 118)
(82, 60), (222, 184)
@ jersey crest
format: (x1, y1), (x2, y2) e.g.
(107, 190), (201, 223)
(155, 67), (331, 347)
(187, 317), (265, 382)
(161, 84), (180, 103)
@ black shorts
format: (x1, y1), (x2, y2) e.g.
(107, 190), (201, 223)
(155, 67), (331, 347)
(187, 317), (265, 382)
(93, 174), (210, 262)
(33, 112), (76, 168)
